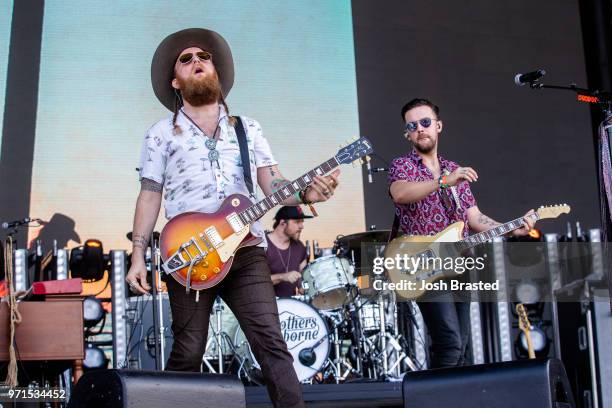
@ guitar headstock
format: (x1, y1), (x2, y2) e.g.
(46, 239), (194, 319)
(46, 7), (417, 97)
(536, 204), (571, 220)
(335, 137), (374, 165)
(516, 303), (531, 332)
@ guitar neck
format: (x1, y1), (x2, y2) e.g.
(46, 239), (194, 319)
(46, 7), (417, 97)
(457, 212), (540, 251)
(237, 157), (340, 225)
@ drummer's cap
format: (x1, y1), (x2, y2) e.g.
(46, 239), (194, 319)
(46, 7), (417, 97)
(273, 206), (314, 221)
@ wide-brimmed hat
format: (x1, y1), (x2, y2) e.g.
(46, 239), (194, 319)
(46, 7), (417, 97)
(151, 28), (234, 111)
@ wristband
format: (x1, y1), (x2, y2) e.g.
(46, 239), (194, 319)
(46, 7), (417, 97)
(438, 175), (450, 189)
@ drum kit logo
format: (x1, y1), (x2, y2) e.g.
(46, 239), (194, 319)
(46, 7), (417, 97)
(279, 312), (320, 348)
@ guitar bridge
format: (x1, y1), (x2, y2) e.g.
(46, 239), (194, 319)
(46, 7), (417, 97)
(162, 237), (208, 274)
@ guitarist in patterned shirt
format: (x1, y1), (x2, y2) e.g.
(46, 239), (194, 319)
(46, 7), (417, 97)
(388, 98), (535, 368)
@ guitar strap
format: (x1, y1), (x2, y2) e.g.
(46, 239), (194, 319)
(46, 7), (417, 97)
(233, 116), (254, 197)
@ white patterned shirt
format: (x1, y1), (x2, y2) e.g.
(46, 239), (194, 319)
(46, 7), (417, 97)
(138, 106), (277, 244)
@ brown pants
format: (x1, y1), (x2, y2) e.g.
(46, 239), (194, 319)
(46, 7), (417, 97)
(165, 246), (305, 408)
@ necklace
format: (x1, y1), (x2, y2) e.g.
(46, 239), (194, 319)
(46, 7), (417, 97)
(274, 240), (292, 273)
(181, 107), (223, 165)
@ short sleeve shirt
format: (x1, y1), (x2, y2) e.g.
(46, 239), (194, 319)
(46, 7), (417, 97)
(138, 106), (277, 243)
(388, 149), (477, 238)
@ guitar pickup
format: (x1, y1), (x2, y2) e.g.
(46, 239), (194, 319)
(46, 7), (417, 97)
(204, 226), (224, 249)
(226, 213), (246, 233)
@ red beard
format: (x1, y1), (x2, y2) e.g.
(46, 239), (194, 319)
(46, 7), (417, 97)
(176, 72), (222, 106)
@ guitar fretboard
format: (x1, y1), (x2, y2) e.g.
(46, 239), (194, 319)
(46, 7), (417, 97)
(455, 212), (540, 252)
(237, 157), (340, 225)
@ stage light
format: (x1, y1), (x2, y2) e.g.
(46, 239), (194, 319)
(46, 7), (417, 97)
(83, 343), (108, 370)
(515, 279), (540, 304)
(83, 296), (105, 327)
(515, 325), (550, 358)
(70, 239), (107, 281)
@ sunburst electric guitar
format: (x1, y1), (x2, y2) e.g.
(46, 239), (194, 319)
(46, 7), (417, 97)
(159, 137), (373, 291)
(385, 204), (571, 301)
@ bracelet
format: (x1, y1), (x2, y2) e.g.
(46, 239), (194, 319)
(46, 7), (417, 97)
(438, 175), (450, 189)
(294, 191), (302, 203)
(298, 189), (313, 205)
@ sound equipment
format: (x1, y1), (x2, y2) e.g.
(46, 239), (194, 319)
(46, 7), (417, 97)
(125, 293), (173, 370)
(402, 359), (575, 408)
(68, 369), (245, 408)
(31, 277), (82, 295)
(556, 284), (612, 408)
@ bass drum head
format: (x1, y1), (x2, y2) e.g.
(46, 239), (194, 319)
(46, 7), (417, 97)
(234, 297), (330, 382)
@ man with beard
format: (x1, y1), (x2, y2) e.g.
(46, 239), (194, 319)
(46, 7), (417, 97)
(125, 28), (339, 408)
(266, 206), (312, 297)
(388, 98), (534, 368)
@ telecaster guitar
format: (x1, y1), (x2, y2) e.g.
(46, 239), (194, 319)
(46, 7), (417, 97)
(159, 137), (374, 291)
(517, 303), (536, 359)
(385, 204), (571, 301)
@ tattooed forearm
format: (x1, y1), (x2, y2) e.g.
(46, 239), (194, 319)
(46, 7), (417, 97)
(477, 213), (501, 228)
(141, 178), (163, 193)
(268, 165), (277, 177)
(132, 233), (149, 250)
(271, 178), (290, 192)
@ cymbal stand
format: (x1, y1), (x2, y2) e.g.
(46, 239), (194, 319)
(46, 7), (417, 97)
(326, 320), (356, 383)
(202, 297), (236, 374)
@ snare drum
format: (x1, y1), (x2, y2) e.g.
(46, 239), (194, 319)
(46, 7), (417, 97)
(234, 297), (330, 382)
(302, 255), (355, 310)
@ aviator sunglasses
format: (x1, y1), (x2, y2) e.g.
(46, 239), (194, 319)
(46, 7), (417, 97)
(178, 51), (212, 64)
(404, 117), (438, 133)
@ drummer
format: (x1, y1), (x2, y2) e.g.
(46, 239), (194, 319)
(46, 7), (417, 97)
(266, 206), (313, 297)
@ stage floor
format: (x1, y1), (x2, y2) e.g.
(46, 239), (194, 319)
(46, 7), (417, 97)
(245, 381), (403, 407)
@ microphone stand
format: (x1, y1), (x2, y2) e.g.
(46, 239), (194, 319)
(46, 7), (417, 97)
(526, 80), (612, 310)
(149, 233), (166, 371)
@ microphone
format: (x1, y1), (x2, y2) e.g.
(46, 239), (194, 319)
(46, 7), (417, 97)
(365, 156), (373, 183)
(514, 69), (546, 86)
(2, 217), (34, 230)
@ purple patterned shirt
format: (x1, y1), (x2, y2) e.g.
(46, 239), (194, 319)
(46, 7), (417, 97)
(388, 149), (477, 238)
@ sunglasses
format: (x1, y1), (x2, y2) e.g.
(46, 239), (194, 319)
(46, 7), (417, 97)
(404, 117), (438, 133)
(178, 51), (212, 64)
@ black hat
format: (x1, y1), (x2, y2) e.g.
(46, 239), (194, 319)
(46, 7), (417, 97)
(273, 206), (314, 221)
(151, 28), (234, 111)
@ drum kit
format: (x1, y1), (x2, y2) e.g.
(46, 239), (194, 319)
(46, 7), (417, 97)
(200, 230), (418, 384)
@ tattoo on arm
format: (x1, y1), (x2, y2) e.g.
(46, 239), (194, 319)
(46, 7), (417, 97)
(132, 233), (149, 250)
(477, 213), (501, 228)
(141, 178), (163, 193)
(268, 165), (277, 177)
(271, 177), (290, 192)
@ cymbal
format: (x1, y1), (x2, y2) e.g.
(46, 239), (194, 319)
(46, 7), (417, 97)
(126, 231), (160, 242)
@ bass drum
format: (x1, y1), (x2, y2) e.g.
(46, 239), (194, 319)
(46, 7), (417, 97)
(234, 297), (330, 382)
